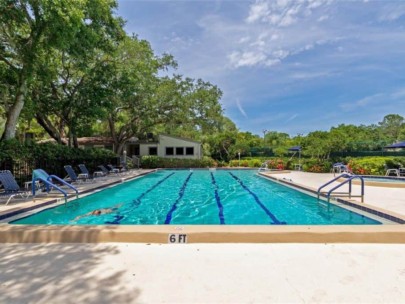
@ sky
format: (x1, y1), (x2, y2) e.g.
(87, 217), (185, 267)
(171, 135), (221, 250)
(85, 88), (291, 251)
(117, 0), (405, 137)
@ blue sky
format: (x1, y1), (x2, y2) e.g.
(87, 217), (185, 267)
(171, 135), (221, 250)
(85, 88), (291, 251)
(117, 0), (405, 137)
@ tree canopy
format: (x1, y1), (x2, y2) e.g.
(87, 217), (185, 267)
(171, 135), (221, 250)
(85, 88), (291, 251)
(0, 1), (404, 162)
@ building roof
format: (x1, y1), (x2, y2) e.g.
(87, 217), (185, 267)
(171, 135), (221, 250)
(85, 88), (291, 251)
(37, 134), (201, 145)
(384, 141), (405, 149)
(159, 134), (201, 144)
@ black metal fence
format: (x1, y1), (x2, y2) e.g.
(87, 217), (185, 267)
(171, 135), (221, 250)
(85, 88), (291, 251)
(330, 151), (405, 157)
(249, 148), (275, 157)
(0, 156), (120, 187)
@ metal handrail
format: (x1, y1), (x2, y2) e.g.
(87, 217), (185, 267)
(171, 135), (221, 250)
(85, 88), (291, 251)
(317, 173), (364, 203)
(32, 174), (79, 203)
(132, 155), (141, 168)
(258, 162), (268, 172)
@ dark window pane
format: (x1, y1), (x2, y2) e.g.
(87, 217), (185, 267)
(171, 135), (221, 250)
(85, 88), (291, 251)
(186, 147), (194, 155)
(166, 147), (174, 155)
(149, 147), (158, 155)
(176, 147), (184, 155)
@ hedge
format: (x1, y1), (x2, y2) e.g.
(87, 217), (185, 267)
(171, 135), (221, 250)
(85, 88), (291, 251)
(140, 155), (216, 168)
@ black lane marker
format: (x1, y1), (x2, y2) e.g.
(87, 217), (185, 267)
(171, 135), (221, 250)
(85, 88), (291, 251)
(210, 172), (225, 224)
(105, 215), (124, 225)
(105, 172), (176, 224)
(228, 172), (286, 225)
(164, 173), (193, 224)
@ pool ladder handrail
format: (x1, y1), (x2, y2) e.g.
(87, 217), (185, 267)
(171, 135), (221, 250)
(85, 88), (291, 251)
(258, 162), (268, 172)
(32, 172), (79, 203)
(317, 173), (364, 203)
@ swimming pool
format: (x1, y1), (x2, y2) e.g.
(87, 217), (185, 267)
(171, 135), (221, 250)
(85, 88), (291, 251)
(337, 175), (405, 188)
(361, 176), (405, 183)
(12, 170), (381, 225)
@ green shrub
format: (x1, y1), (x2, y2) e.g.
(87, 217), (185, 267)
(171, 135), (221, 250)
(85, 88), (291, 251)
(302, 158), (332, 173)
(140, 156), (216, 169)
(228, 158), (263, 168)
(216, 160), (228, 167)
(0, 139), (116, 161)
(265, 158), (285, 170)
(347, 157), (393, 175)
(140, 155), (160, 169)
(249, 159), (262, 168)
(228, 160), (239, 167)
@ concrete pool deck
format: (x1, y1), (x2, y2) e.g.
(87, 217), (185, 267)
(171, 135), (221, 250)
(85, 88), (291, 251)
(260, 171), (405, 219)
(0, 243), (404, 303)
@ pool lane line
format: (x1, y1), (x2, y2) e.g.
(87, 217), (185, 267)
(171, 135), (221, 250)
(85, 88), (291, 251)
(105, 215), (124, 225)
(210, 172), (225, 225)
(228, 172), (286, 225)
(105, 172), (176, 224)
(164, 172), (193, 225)
(131, 172), (176, 207)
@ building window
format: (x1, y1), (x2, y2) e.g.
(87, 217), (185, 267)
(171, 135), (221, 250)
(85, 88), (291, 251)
(166, 147), (174, 156)
(176, 147), (184, 155)
(186, 147), (194, 155)
(149, 147), (158, 155)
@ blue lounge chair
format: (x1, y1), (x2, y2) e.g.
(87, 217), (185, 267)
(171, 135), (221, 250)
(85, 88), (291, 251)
(332, 163), (352, 175)
(107, 164), (122, 174)
(120, 161), (131, 174)
(78, 164), (104, 179)
(0, 170), (30, 205)
(98, 165), (119, 176)
(64, 165), (90, 183)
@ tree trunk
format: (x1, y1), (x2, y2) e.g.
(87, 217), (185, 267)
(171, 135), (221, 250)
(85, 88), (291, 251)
(35, 112), (67, 145)
(73, 133), (79, 148)
(116, 142), (126, 155)
(1, 81), (27, 140)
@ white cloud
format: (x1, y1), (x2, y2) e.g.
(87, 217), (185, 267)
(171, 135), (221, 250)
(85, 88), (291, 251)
(225, 0), (338, 69)
(246, 1), (269, 23)
(285, 114), (299, 122)
(378, 4), (405, 21)
(390, 88), (405, 100)
(228, 51), (267, 68)
(340, 87), (405, 112)
(291, 71), (335, 80)
(340, 94), (383, 111)
(236, 99), (248, 118)
(246, 0), (332, 27)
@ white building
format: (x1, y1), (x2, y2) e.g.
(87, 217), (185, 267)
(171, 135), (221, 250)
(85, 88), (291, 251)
(127, 134), (202, 160)
(38, 134), (203, 160)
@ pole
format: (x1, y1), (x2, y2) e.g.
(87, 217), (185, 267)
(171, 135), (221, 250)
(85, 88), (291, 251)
(262, 129), (267, 155)
(298, 150), (301, 170)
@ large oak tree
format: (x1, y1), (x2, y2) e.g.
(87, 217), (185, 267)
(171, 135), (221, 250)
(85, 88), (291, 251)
(0, 0), (124, 140)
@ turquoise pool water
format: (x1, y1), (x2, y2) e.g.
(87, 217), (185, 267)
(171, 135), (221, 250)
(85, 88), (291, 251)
(361, 176), (405, 183)
(12, 170), (381, 225)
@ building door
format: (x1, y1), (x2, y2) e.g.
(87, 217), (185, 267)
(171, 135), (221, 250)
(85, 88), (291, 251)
(128, 144), (140, 157)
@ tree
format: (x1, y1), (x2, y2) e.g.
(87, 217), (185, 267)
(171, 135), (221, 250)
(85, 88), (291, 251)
(202, 117), (238, 161)
(100, 36), (177, 153)
(0, 0), (124, 140)
(303, 131), (331, 159)
(100, 35), (224, 154)
(31, 48), (118, 147)
(264, 131), (290, 156)
(378, 114), (404, 143)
